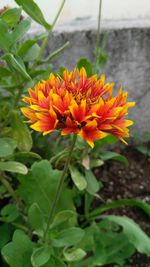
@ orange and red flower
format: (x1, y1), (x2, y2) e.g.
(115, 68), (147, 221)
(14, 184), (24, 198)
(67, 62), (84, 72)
(21, 67), (135, 148)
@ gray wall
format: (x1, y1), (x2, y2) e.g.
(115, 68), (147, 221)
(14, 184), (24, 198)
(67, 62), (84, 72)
(46, 20), (150, 133)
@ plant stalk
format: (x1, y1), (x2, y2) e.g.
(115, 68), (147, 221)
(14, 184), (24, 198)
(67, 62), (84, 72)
(40, 41), (69, 64)
(33, 0), (66, 69)
(0, 174), (18, 202)
(43, 134), (77, 242)
(94, 0), (103, 73)
(14, 84), (24, 107)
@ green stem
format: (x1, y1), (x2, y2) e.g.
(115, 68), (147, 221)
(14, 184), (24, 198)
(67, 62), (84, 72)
(51, 0), (66, 29)
(43, 134), (77, 242)
(88, 198), (150, 220)
(14, 84), (24, 107)
(0, 173), (24, 213)
(84, 193), (89, 219)
(94, 0), (103, 73)
(33, 0), (66, 69)
(0, 174), (18, 202)
(12, 222), (29, 232)
(39, 41), (69, 64)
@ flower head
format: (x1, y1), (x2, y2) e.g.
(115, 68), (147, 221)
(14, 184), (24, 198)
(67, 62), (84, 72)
(21, 67), (135, 148)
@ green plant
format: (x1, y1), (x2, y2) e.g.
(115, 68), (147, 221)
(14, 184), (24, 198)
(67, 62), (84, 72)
(0, 1), (150, 267)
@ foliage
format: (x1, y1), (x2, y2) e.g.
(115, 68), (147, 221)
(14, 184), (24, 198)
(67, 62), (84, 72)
(0, 1), (149, 267)
(133, 131), (150, 162)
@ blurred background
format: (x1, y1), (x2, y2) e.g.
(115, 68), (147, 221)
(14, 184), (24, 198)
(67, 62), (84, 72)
(1, 0), (150, 24)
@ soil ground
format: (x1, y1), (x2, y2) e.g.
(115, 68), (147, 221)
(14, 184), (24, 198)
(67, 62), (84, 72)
(94, 144), (150, 266)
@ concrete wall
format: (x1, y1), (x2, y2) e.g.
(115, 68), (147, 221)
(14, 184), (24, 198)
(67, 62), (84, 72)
(46, 19), (150, 133)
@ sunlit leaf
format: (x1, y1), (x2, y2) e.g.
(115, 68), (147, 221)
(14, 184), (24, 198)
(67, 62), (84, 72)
(14, 0), (51, 29)
(0, 161), (28, 174)
(14, 151), (41, 161)
(63, 248), (86, 262)
(69, 165), (87, 191)
(90, 159), (104, 168)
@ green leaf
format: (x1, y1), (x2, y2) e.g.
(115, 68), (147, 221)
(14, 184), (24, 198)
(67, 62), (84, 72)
(77, 58), (93, 77)
(24, 44), (40, 62)
(81, 155), (90, 170)
(137, 144), (148, 155)
(104, 215), (150, 255)
(3, 53), (31, 80)
(85, 170), (100, 195)
(18, 39), (36, 56)
(100, 151), (128, 165)
(17, 160), (75, 217)
(1, 204), (19, 222)
(143, 131), (150, 141)
(52, 227), (85, 247)
(30, 65), (53, 80)
(1, 230), (33, 267)
(63, 248), (86, 262)
(42, 256), (67, 267)
(14, 151), (41, 161)
(89, 198), (150, 218)
(10, 111), (32, 152)
(69, 165), (87, 191)
(0, 8), (21, 28)
(0, 161), (28, 174)
(78, 223), (98, 252)
(20, 43), (40, 62)
(95, 47), (108, 68)
(31, 246), (51, 267)
(50, 210), (76, 229)
(0, 137), (17, 158)
(12, 152), (41, 167)
(0, 19), (11, 50)
(28, 203), (45, 237)
(94, 220), (135, 265)
(90, 159), (104, 168)
(0, 224), (11, 249)
(14, 0), (51, 29)
(93, 134), (118, 151)
(0, 67), (12, 77)
(11, 18), (31, 43)
(76, 221), (135, 266)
